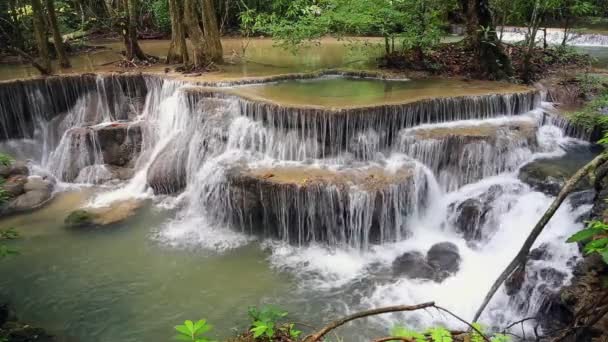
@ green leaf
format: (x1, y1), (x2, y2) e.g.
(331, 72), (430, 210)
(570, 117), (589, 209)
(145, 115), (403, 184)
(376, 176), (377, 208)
(251, 325), (267, 338)
(175, 325), (192, 337)
(470, 323), (485, 342)
(184, 320), (195, 334)
(491, 333), (511, 342)
(602, 249), (608, 264)
(584, 238), (608, 254)
(174, 334), (193, 341)
(567, 228), (602, 243)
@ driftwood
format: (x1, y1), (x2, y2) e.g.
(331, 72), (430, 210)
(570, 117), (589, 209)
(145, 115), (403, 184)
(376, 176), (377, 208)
(473, 152), (608, 322)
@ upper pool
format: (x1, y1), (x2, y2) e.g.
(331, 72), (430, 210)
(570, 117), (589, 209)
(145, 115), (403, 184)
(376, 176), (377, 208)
(231, 76), (532, 108)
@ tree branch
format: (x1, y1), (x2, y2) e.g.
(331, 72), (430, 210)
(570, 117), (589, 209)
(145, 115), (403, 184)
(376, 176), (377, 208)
(302, 302), (435, 342)
(473, 153), (608, 322)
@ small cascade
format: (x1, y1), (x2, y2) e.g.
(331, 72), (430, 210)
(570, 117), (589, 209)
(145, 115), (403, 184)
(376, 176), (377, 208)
(499, 26), (608, 46)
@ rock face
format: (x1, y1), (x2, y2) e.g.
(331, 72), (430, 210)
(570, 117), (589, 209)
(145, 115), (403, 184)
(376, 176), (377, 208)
(400, 120), (538, 190)
(0, 162), (55, 217)
(226, 163), (428, 247)
(64, 199), (143, 228)
(52, 123), (142, 182)
(448, 183), (523, 243)
(393, 242), (461, 282)
(146, 139), (189, 195)
(94, 123), (142, 167)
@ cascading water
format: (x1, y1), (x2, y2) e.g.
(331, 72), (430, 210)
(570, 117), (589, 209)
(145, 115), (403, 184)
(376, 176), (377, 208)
(0, 74), (596, 339)
(499, 26), (608, 47)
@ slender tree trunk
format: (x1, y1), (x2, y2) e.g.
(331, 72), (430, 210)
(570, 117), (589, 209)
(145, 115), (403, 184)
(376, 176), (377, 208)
(201, 0), (223, 63)
(166, 0), (189, 64)
(562, 16), (571, 46)
(46, 0), (71, 68)
(123, 0), (147, 60)
(31, 0), (51, 74)
(184, 0), (208, 68)
(461, 0), (512, 80)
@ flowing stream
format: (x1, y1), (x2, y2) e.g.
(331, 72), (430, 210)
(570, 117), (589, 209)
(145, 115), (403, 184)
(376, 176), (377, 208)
(0, 73), (599, 341)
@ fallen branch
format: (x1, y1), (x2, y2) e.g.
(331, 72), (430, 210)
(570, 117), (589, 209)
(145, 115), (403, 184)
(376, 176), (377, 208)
(473, 152), (608, 322)
(302, 302), (435, 342)
(373, 337), (414, 342)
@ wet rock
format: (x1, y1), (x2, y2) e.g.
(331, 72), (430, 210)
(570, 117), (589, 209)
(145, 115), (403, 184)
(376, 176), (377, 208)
(392, 251), (436, 280)
(9, 161), (29, 177)
(74, 165), (115, 184)
(568, 190), (595, 207)
(7, 190), (52, 213)
(453, 198), (485, 241)
(2, 175), (27, 198)
(519, 158), (591, 196)
(65, 199), (143, 228)
(529, 243), (553, 261)
(146, 140), (188, 195)
(95, 123), (142, 167)
(0, 165), (11, 178)
(23, 177), (53, 192)
(427, 242), (461, 278)
(1, 321), (55, 342)
(505, 264), (527, 296)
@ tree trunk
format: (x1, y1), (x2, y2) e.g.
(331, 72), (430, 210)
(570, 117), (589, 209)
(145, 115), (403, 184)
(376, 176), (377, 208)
(183, 0), (208, 68)
(562, 16), (571, 46)
(31, 0), (51, 74)
(461, 0), (512, 80)
(123, 0), (147, 60)
(201, 0), (223, 63)
(46, 0), (71, 68)
(166, 0), (189, 64)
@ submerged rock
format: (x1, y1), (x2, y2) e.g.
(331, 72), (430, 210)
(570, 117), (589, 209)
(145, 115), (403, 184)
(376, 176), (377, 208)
(64, 199), (143, 228)
(1, 175), (54, 216)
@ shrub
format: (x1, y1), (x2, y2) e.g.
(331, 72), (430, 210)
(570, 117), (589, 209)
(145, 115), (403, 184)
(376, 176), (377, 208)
(568, 220), (608, 264)
(174, 319), (214, 342)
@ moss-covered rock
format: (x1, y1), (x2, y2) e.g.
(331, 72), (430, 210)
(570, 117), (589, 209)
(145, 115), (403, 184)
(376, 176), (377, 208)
(64, 199), (143, 228)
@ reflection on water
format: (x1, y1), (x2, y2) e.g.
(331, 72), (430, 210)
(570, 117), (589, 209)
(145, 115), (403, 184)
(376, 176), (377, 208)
(0, 38), (383, 81)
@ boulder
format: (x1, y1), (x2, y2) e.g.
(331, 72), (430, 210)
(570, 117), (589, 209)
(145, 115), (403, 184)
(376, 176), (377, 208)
(65, 199), (143, 228)
(7, 190), (52, 213)
(9, 161), (29, 177)
(392, 251), (436, 280)
(427, 242), (461, 278)
(2, 175), (27, 198)
(453, 198), (484, 241)
(23, 176), (53, 192)
(94, 123), (143, 167)
(146, 140), (188, 195)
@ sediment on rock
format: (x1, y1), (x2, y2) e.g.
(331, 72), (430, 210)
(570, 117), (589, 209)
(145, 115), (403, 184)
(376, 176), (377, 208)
(399, 119), (538, 190)
(225, 163), (429, 248)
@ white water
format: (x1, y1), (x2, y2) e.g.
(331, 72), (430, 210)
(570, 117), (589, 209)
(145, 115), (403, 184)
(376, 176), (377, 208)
(0, 75), (595, 337)
(499, 26), (608, 47)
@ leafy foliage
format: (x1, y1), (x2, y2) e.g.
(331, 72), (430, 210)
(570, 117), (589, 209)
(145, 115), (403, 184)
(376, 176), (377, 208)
(247, 305), (300, 340)
(388, 324), (512, 342)
(0, 153), (13, 167)
(0, 228), (19, 259)
(174, 319), (215, 342)
(568, 220), (608, 263)
(150, 0), (171, 33)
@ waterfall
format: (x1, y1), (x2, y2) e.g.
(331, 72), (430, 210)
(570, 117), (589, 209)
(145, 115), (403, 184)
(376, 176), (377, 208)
(499, 26), (608, 47)
(0, 73), (594, 335)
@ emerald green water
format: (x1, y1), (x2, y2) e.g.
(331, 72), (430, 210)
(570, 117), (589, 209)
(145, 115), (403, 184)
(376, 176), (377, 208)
(0, 191), (300, 342)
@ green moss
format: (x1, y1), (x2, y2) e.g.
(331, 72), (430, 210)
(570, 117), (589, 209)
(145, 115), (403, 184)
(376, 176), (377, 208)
(64, 209), (95, 228)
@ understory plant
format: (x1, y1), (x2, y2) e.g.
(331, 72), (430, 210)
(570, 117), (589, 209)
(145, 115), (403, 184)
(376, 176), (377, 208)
(248, 305), (301, 340)
(389, 323), (510, 342)
(0, 228), (19, 258)
(174, 319), (215, 342)
(568, 220), (608, 263)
